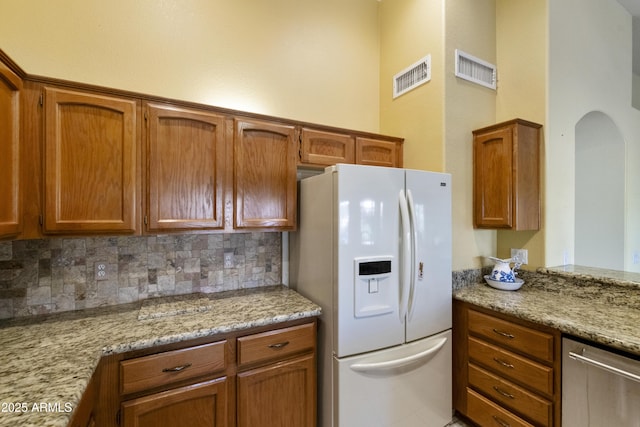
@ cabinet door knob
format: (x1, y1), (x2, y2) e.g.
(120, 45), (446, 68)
(162, 363), (192, 372)
(268, 341), (290, 349)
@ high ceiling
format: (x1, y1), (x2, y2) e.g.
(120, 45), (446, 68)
(617, 0), (640, 74)
(618, 0), (640, 16)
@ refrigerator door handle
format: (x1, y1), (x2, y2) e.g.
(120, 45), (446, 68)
(398, 190), (412, 322)
(349, 337), (448, 373)
(406, 189), (418, 316)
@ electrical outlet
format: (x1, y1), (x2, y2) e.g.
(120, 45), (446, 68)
(510, 248), (528, 265)
(95, 262), (108, 281)
(633, 251), (640, 265)
(224, 252), (234, 268)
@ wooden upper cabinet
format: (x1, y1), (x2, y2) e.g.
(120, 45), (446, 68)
(355, 136), (402, 168)
(299, 128), (355, 167)
(0, 61), (22, 239)
(233, 118), (297, 230)
(472, 119), (541, 230)
(299, 128), (403, 169)
(43, 87), (139, 234)
(145, 103), (225, 232)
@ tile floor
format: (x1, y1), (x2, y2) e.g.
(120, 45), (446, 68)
(445, 415), (471, 426)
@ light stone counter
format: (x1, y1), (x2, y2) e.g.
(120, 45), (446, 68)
(454, 270), (640, 356)
(0, 286), (321, 427)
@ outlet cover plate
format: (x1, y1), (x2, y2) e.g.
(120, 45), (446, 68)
(510, 248), (528, 265)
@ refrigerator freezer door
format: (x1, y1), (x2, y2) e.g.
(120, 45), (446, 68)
(334, 164), (405, 358)
(334, 330), (452, 427)
(405, 170), (452, 342)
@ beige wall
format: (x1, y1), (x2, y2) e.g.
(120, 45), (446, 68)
(444, 0), (497, 270)
(379, 0), (445, 172)
(379, 0), (500, 271)
(494, 0), (547, 269)
(0, 0), (381, 132)
(1, 0), (541, 273)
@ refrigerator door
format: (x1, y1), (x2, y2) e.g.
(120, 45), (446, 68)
(405, 170), (452, 342)
(334, 330), (452, 427)
(334, 164), (405, 358)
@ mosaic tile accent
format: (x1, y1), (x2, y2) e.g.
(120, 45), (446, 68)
(0, 232), (282, 319)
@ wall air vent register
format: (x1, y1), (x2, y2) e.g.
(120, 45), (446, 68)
(455, 49), (497, 90)
(393, 54), (431, 98)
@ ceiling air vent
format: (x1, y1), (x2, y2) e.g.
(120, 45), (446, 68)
(393, 55), (431, 98)
(455, 49), (496, 90)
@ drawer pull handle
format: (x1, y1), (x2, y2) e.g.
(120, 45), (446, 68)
(269, 341), (290, 349)
(492, 328), (515, 339)
(492, 415), (511, 427)
(493, 357), (514, 369)
(162, 363), (192, 373)
(493, 386), (515, 399)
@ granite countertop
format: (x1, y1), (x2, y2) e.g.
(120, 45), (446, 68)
(454, 269), (640, 356)
(0, 286), (321, 427)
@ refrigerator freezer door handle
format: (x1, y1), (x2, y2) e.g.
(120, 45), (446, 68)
(349, 337), (447, 373)
(398, 190), (412, 322)
(406, 189), (418, 316)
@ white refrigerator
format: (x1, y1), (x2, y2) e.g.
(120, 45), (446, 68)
(290, 163), (452, 427)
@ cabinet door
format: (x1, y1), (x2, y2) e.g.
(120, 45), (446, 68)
(44, 87), (138, 234)
(234, 119), (297, 230)
(121, 378), (227, 427)
(473, 126), (513, 228)
(355, 137), (401, 167)
(0, 61), (22, 238)
(145, 104), (225, 231)
(237, 354), (315, 427)
(299, 128), (355, 166)
(68, 373), (96, 427)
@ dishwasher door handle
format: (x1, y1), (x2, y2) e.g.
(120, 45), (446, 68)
(568, 350), (640, 383)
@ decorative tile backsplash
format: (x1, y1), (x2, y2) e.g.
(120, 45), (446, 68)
(452, 267), (492, 290)
(0, 233), (282, 319)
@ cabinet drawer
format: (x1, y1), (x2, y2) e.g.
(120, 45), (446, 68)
(120, 340), (226, 395)
(467, 388), (535, 427)
(468, 337), (553, 395)
(468, 309), (554, 362)
(237, 322), (315, 368)
(469, 363), (552, 426)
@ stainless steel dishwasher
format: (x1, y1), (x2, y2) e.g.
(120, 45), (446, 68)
(563, 337), (640, 426)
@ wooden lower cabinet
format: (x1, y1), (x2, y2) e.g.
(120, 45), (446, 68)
(237, 354), (316, 427)
(90, 318), (316, 427)
(68, 372), (97, 427)
(453, 300), (561, 426)
(121, 378), (228, 427)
